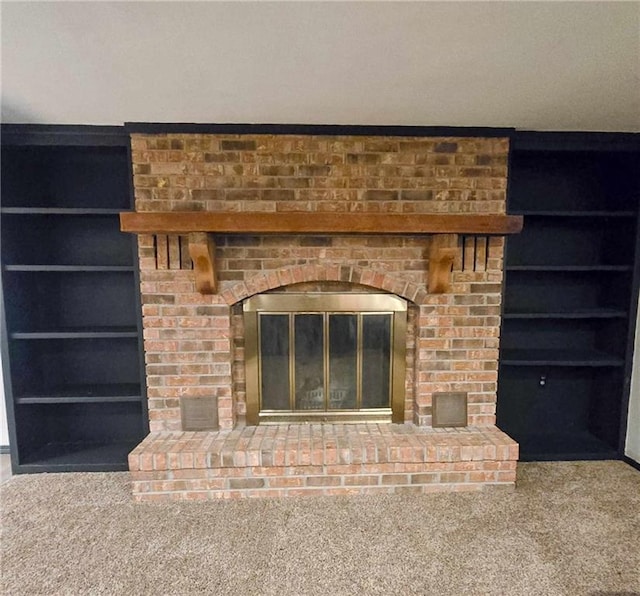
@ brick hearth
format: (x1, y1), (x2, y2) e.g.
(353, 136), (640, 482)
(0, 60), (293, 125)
(129, 424), (518, 501)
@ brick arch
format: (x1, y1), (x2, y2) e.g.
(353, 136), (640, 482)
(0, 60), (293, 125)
(221, 263), (425, 306)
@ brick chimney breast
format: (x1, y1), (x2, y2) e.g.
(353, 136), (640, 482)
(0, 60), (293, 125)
(131, 134), (508, 432)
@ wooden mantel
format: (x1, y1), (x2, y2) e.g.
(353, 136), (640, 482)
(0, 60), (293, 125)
(120, 212), (523, 294)
(120, 212), (523, 236)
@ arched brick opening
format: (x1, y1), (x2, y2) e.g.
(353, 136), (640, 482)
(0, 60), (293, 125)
(227, 267), (421, 426)
(221, 263), (426, 306)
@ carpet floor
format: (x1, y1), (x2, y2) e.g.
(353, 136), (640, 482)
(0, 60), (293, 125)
(1, 461), (639, 596)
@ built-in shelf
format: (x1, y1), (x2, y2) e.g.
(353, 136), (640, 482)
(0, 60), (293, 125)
(1, 127), (147, 474)
(4, 265), (135, 272)
(498, 137), (639, 462)
(506, 265), (632, 272)
(512, 210), (636, 218)
(17, 396), (142, 404)
(14, 383), (142, 404)
(501, 348), (625, 367)
(516, 432), (619, 462)
(18, 441), (138, 471)
(503, 309), (627, 320)
(11, 327), (138, 340)
(1, 207), (126, 216)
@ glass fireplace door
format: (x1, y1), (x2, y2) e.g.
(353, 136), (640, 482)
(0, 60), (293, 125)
(244, 294), (406, 425)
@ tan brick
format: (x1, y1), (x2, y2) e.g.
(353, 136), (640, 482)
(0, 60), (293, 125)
(343, 475), (379, 486)
(381, 474), (409, 485)
(306, 476), (342, 487)
(228, 478), (265, 490)
(268, 477), (305, 488)
(411, 473), (441, 484)
(440, 472), (468, 483)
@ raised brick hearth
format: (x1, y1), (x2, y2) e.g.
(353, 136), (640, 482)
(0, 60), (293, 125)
(129, 425), (517, 501)
(126, 131), (519, 500)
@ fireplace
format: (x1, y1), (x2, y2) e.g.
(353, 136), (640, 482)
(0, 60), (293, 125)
(122, 130), (522, 500)
(244, 292), (407, 424)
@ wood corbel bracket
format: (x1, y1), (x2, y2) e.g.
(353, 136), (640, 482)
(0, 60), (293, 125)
(187, 232), (216, 294)
(428, 234), (459, 294)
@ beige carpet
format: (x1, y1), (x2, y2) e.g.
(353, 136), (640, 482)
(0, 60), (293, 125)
(1, 461), (639, 596)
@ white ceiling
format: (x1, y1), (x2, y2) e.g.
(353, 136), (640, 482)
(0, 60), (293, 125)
(1, 1), (639, 131)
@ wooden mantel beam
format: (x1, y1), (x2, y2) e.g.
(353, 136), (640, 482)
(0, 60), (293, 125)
(121, 211), (523, 295)
(120, 212), (523, 236)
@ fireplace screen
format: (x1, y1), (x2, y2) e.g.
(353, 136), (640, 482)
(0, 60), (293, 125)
(244, 294), (406, 424)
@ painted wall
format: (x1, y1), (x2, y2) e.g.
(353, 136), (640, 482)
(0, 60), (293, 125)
(1, 2), (639, 131)
(625, 302), (640, 463)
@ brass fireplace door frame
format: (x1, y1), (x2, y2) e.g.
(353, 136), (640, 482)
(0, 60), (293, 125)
(243, 293), (407, 425)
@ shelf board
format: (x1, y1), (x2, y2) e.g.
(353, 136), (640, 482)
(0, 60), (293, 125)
(4, 265), (135, 272)
(11, 327), (138, 340)
(1, 207), (125, 216)
(511, 210), (636, 218)
(17, 395), (142, 404)
(120, 211), (525, 235)
(507, 432), (618, 461)
(506, 265), (632, 272)
(503, 309), (627, 320)
(17, 440), (139, 471)
(15, 383), (142, 404)
(500, 348), (625, 367)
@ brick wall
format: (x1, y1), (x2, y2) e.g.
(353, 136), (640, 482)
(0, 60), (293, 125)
(131, 134), (509, 431)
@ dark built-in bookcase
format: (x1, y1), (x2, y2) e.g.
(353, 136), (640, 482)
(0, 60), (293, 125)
(497, 132), (640, 461)
(1, 125), (148, 472)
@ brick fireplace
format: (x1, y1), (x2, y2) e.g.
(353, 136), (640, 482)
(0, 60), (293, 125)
(123, 130), (521, 500)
